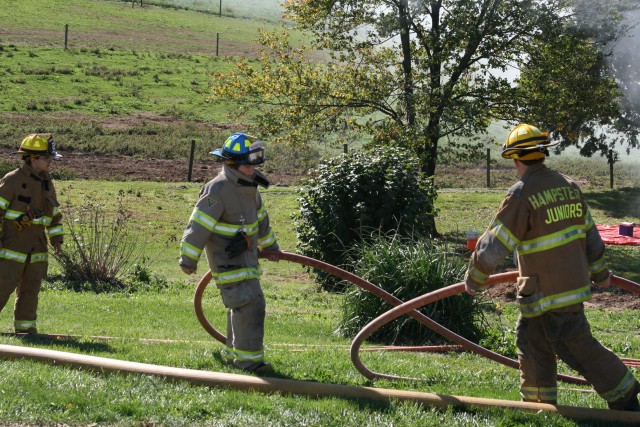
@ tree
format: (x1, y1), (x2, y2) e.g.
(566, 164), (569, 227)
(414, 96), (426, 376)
(508, 1), (640, 159)
(210, 1), (638, 232)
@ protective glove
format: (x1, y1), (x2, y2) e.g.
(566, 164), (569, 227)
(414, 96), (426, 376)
(593, 269), (612, 288)
(225, 231), (250, 258)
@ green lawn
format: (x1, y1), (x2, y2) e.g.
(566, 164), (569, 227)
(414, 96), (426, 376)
(2, 1), (640, 425)
(0, 180), (638, 426)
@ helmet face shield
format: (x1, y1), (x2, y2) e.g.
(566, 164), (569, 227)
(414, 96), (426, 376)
(246, 142), (265, 165)
(47, 137), (63, 160)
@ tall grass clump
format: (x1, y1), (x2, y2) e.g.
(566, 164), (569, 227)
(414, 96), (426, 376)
(338, 236), (485, 345)
(53, 200), (164, 292)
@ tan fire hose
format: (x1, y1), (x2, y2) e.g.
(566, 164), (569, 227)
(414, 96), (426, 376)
(1, 344), (639, 425)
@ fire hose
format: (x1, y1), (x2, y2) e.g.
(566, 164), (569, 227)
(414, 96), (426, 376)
(1, 251), (640, 423)
(194, 251), (640, 384)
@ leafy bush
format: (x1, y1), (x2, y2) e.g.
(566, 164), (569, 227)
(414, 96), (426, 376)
(293, 148), (437, 291)
(53, 201), (164, 293)
(338, 236), (485, 345)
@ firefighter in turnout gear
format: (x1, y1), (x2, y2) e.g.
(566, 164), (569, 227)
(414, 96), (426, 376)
(180, 132), (279, 374)
(0, 133), (64, 334)
(465, 124), (640, 411)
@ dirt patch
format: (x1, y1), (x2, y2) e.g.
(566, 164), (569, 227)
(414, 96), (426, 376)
(485, 275), (640, 311)
(4, 146), (637, 310)
(1, 147), (300, 186)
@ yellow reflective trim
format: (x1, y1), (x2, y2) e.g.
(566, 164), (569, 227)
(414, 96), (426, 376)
(14, 319), (37, 330)
(225, 347), (236, 360)
(47, 225), (64, 237)
(258, 229), (276, 249)
(233, 347), (264, 362)
(0, 196), (10, 210)
(490, 219), (518, 251)
(601, 370), (636, 402)
(468, 266), (489, 284)
(519, 224), (586, 255)
(180, 242), (202, 261)
(4, 209), (23, 220)
(520, 386), (557, 401)
(589, 257), (607, 275)
(32, 216), (52, 226)
(0, 248), (28, 263)
(30, 252), (48, 263)
(257, 205), (266, 220)
(519, 285), (591, 317)
(212, 267), (261, 285)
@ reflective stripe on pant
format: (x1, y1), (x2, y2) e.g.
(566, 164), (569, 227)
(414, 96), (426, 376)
(0, 257), (47, 330)
(219, 279), (266, 370)
(517, 308), (634, 404)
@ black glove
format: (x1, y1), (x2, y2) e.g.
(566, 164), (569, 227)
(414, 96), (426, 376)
(225, 231), (250, 258)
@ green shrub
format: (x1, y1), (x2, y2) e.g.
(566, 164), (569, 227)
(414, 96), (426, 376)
(293, 148), (437, 291)
(338, 236), (484, 345)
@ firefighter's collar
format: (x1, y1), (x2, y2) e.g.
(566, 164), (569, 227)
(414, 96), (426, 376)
(223, 164), (270, 189)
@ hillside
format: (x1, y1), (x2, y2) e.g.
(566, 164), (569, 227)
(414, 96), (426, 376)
(0, 0), (293, 164)
(1, 0), (639, 188)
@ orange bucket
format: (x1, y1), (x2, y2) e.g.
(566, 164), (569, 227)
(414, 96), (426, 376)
(466, 231), (479, 250)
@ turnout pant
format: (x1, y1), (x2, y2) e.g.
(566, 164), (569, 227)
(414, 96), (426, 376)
(0, 257), (47, 332)
(219, 278), (266, 370)
(516, 307), (637, 405)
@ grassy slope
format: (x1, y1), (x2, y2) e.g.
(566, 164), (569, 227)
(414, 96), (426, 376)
(0, 0), (290, 157)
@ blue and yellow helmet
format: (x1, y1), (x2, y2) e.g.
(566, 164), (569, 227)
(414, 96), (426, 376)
(210, 132), (265, 165)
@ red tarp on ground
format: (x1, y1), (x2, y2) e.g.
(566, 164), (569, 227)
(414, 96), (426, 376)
(597, 224), (640, 246)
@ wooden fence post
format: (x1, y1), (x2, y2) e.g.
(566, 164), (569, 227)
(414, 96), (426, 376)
(188, 140), (196, 182)
(216, 33), (220, 56)
(608, 149), (614, 189)
(486, 148), (491, 188)
(64, 24), (68, 50)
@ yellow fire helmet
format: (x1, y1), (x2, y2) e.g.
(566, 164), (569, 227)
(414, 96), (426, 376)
(18, 133), (62, 160)
(501, 123), (558, 161)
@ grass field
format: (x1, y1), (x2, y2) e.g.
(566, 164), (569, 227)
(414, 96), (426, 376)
(2, 1), (640, 425)
(1, 180), (639, 426)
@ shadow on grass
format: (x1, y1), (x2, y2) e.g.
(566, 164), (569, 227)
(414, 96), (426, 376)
(585, 187), (640, 219)
(1, 332), (113, 353)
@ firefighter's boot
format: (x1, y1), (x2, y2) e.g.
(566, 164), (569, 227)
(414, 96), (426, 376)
(242, 361), (273, 375)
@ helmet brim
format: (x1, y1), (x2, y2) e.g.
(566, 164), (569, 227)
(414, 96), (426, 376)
(16, 149), (63, 160)
(501, 140), (559, 160)
(209, 148), (228, 159)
